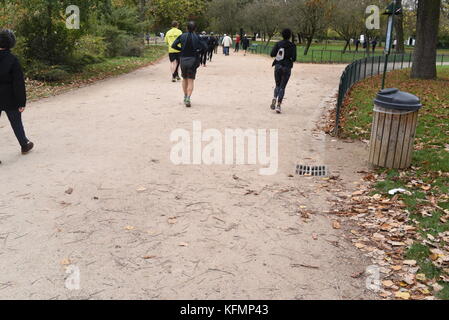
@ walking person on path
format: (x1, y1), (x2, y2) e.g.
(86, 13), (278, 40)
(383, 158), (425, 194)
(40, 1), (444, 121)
(234, 34), (241, 52)
(171, 21), (207, 108)
(270, 28), (297, 114)
(165, 21), (183, 82)
(222, 34), (232, 56)
(371, 38), (378, 53)
(242, 34), (250, 56)
(207, 32), (217, 62)
(0, 29), (34, 159)
(199, 31), (209, 67)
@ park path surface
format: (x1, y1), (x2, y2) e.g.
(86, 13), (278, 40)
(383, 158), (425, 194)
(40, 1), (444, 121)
(0, 52), (374, 300)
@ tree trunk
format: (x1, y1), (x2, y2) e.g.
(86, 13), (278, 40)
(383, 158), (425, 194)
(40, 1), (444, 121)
(395, 0), (405, 53)
(411, 0), (441, 79)
(304, 37), (313, 55)
(342, 40), (350, 54)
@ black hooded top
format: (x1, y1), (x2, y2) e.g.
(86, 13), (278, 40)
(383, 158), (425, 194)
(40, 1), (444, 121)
(0, 50), (26, 110)
(270, 40), (297, 69)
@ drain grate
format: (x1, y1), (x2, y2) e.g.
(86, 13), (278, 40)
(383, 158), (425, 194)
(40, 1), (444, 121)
(296, 165), (329, 177)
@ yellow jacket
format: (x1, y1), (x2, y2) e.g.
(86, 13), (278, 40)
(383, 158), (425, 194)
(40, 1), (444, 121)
(165, 28), (182, 53)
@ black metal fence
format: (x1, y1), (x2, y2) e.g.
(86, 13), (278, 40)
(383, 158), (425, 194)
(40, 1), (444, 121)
(334, 53), (448, 136)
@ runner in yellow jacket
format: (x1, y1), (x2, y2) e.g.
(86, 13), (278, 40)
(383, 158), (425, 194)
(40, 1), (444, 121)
(165, 21), (183, 82)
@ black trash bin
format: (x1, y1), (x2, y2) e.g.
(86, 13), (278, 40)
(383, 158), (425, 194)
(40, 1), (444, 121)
(369, 88), (422, 169)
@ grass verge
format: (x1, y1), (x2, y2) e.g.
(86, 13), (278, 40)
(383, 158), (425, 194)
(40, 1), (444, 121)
(26, 46), (167, 101)
(340, 66), (449, 299)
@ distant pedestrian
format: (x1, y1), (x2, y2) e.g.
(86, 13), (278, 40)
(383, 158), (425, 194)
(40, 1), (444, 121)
(207, 32), (217, 62)
(171, 21), (207, 108)
(145, 33), (150, 45)
(270, 28), (297, 114)
(199, 31), (209, 67)
(222, 34), (232, 56)
(242, 35), (250, 56)
(165, 21), (183, 82)
(355, 39), (360, 52)
(0, 29), (34, 157)
(371, 38), (378, 53)
(214, 34), (219, 54)
(234, 34), (241, 52)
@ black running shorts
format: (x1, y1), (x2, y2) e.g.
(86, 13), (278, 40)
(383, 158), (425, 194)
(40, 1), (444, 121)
(169, 53), (180, 63)
(180, 57), (199, 80)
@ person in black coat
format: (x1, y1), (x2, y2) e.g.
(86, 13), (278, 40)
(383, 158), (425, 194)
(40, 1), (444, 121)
(0, 29), (34, 156)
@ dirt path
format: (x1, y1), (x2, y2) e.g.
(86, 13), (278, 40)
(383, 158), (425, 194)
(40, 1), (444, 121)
(0, 52), (374, 300)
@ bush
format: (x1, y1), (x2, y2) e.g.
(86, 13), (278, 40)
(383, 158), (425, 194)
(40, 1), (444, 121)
(97, 25), (144, 58)
(120, 38), (144, 57)
(28, 64), (70, 82)
(71, 35), (107, 67)
(98, 24), (128, 57)
(74, 35), (107, 59)
(438, 34), (449, 49)
(17, 12), (79, 65)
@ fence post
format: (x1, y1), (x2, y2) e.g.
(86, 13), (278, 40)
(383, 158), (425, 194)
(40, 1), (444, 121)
(442, 54), (445, 67)
(409, 53), (412, 68)
(377, 56), (381, 75)
(393, 54), (397, 70)
(401, 54), (404, 69)
(329, 50), (332, 64)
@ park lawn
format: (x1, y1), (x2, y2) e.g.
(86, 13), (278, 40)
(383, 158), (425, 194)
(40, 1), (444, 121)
(252, 40), (449, 64)
(26, 45), (167, 101)
(341, 66), (449, 299)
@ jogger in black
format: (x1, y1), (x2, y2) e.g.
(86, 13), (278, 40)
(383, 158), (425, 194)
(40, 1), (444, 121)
(270, 29), (296, 114)
(172, 21), (207, 108)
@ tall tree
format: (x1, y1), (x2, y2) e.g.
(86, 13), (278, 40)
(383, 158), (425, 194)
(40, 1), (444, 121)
(395, 0), (405, 53)
(290, 0), (332, 55)
(411, 0), (441, 79)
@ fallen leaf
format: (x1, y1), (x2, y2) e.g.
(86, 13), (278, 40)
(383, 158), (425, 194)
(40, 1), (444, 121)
(416, 274), (426, 281)
(61, 258), (71, 266)
(403, 260), (417, 266)
(382, 280), (394, 287)
(168, 217), (177, 224)
(179, 242), (189, 247)
(124, 226), (135, 231)
(143, 255), (156, 260)
(395, 291), (411, 300)
(332, 221), (341, 229)
(65, 187), (74, 195)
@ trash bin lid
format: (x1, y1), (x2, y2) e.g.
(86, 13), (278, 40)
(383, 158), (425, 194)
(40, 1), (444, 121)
(374, 88), (422, 111)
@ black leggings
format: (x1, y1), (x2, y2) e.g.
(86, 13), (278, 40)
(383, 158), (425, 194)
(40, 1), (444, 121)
(0, 109), (29, 147)
(274, 65), (292, 103)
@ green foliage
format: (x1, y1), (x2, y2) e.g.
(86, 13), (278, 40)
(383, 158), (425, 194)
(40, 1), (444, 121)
(15, 2), (80, 65)
(150, 0), (207, 30)
(72, 35), (107, 65)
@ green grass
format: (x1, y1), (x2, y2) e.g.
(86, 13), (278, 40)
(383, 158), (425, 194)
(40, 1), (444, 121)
(27, 46), (167, 101)
(251, 40), (449, 64)
(341, 66), (449, 299)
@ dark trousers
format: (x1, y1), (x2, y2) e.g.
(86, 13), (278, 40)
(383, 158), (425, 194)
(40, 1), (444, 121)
(274, 65), (292, 103)
(208, 47), (214, 61)
(0, 109), (29, 146)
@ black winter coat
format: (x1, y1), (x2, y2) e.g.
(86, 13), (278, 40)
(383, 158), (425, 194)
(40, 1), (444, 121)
(0, 50), (26, 110)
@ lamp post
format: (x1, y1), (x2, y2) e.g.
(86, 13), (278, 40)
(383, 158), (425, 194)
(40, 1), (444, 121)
(381, 1), (402, 90)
